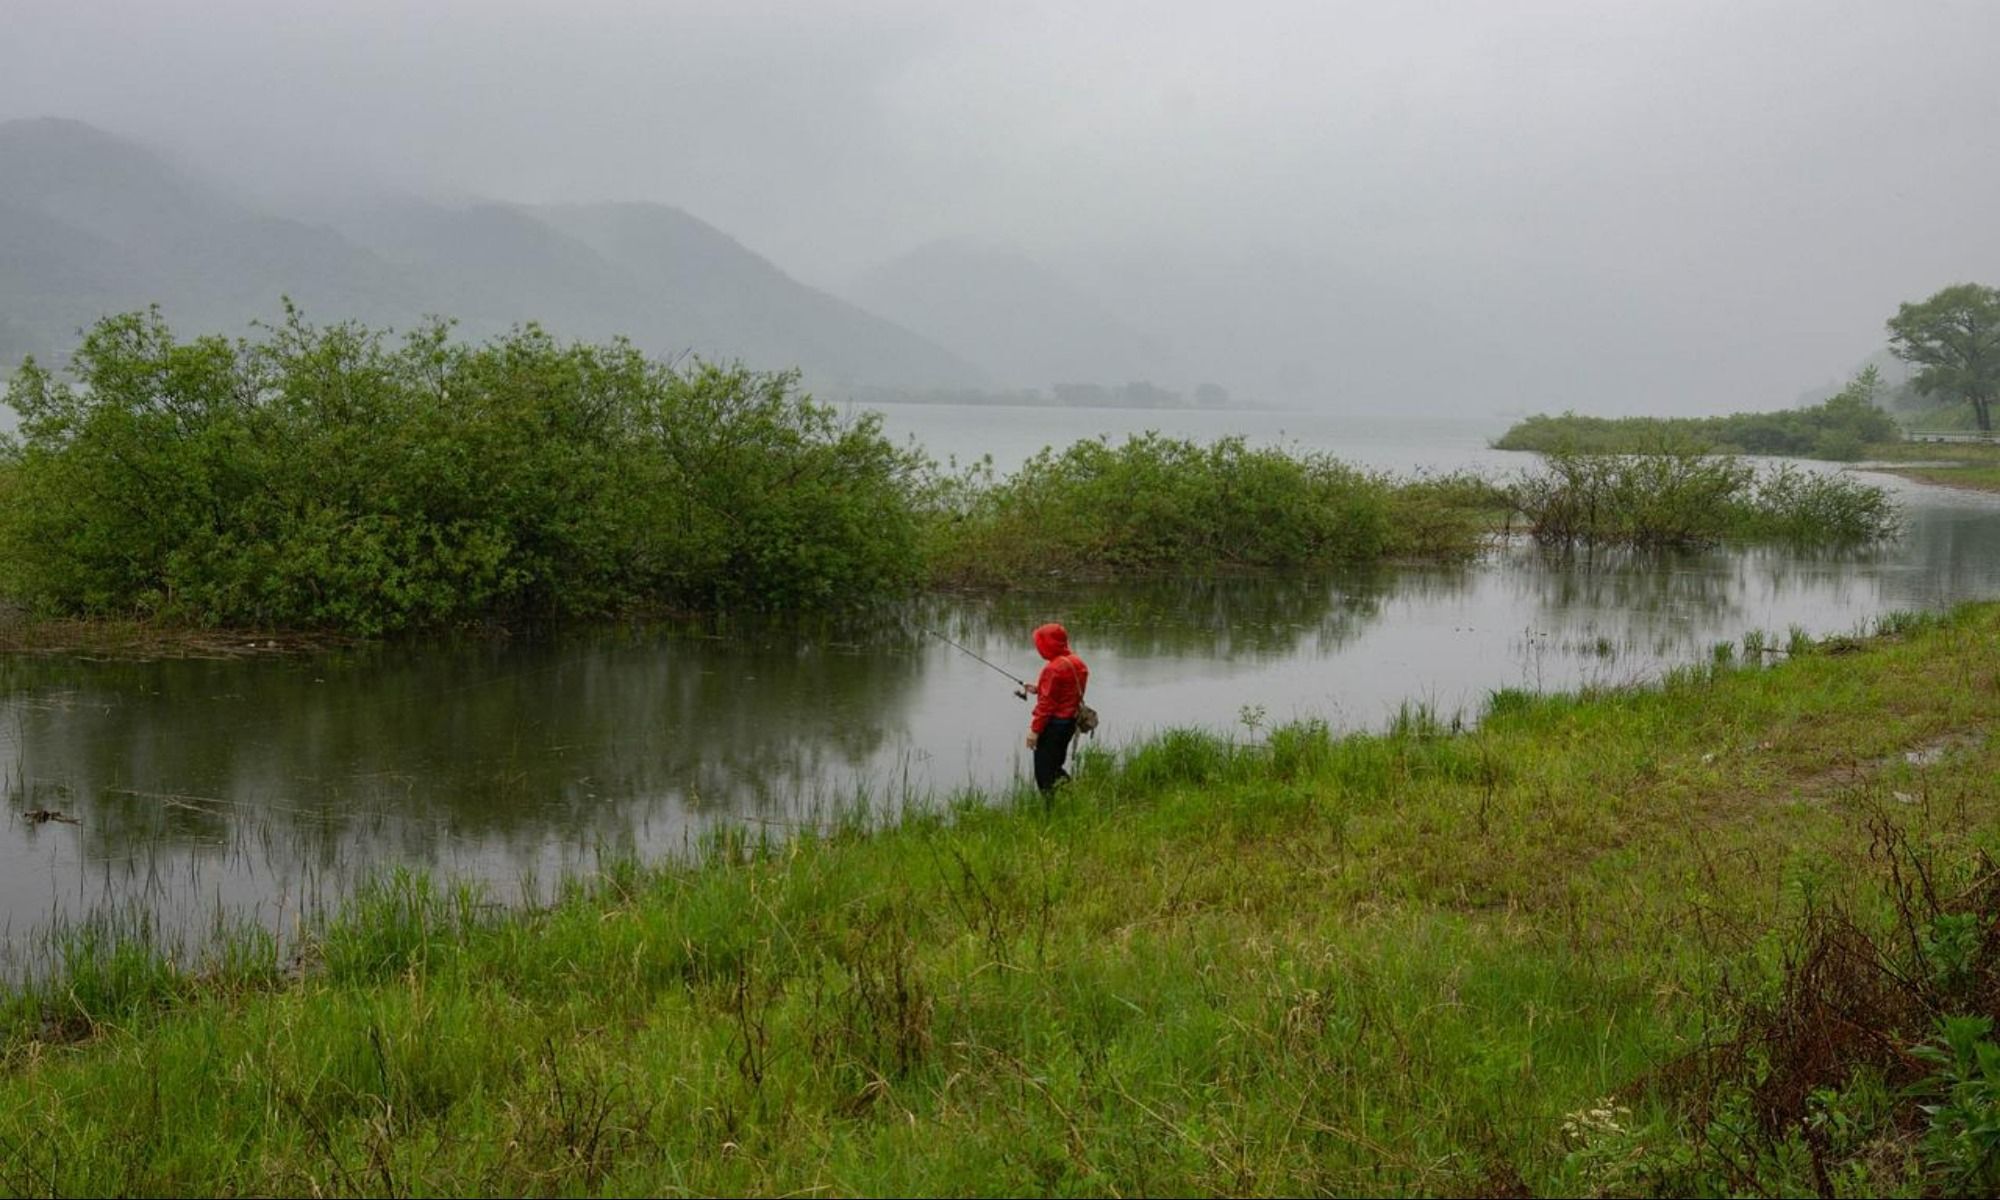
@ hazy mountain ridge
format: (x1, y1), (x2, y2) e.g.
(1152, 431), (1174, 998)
(0, 118), (975, 390)
(533, 202), (978, 387)
(0, 118), (433, 362)
(0, 118), (1899, 413)
(847, 238), (1172, 390)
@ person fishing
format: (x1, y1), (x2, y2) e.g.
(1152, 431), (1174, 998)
(920, 623), (1096, 793)
(1022, 622), (1089, 793)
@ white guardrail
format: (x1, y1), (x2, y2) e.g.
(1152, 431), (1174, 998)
(1905, 430), (2000, 444)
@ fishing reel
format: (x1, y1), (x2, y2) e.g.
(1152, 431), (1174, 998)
(1013, 685), (1034, 701)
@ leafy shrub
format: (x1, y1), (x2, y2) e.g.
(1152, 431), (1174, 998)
(1916, 1015), (2000, 1193)
(0, 308), (930, 631)
(927, 433), (1497, 583)
(1509, 450), (1896, 548)
(1813, 428), (1866, 461)
(1510, 450), (1749, 547)
(1744, 463), (1900, 543)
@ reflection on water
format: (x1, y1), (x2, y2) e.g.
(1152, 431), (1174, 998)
(926, 570), (1406, 660)
(4, 471), (1999, 956)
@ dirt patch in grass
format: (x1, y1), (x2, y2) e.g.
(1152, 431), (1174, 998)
(1767, 728), (1989, 805)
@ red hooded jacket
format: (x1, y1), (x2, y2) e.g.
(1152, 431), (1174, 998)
(1029, 623), (1088, 733)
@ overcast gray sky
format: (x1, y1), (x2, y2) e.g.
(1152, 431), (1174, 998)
(5, 0), (1999, 412)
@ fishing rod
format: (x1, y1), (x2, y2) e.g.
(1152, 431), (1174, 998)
(921, 627), (1035, 697)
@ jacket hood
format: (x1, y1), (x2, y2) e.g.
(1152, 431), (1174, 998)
(1033, 623), (1071, 660)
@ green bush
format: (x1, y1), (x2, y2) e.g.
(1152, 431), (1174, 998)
(1509, 450), (1897, 548)
(0, 308), (930, 631)
(1743, 463), (1900, 543)
(1813, 428), (1867, 461)
(927, 434), (1497, 583)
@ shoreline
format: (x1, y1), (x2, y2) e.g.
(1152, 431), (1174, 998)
(1860, 464), (2000, 495)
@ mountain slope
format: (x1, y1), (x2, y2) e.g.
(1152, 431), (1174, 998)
(328, 199), (642, 337)
(536, 203), (978, 388)
(847, 239), (1172, 387)
(0, 117), (428, 350)
(0, 119), (977, 392)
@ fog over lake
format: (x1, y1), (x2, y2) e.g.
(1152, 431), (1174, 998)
(6, 2), (2000, 416)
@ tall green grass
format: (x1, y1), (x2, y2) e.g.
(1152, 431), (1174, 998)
(3, 605), (1997, 1194)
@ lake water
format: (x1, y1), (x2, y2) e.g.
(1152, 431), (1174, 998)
(5, 408), (2000, 962)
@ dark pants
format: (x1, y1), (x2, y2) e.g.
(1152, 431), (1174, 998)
(1034, 718), (1078, 793)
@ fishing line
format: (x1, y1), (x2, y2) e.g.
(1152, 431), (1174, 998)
(919, 627), (1032, 691)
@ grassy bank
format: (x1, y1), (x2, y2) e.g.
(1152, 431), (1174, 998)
(1852, 441), (2000, 494)
(1871, 466), (2000, 495)
(3, 606), (1998, 1195)
(1851, 439), (2000, 466)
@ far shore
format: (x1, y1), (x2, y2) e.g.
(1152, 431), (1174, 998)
(1859, 463), (2000, 495)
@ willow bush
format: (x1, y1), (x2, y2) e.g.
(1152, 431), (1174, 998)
(1510, 449), (1898, 548)
(923, 433), (1499, 583)
(0, 308), (930, 632)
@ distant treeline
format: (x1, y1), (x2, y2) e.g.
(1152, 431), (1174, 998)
(0, 311), (1897, 635)
(1494, 369), (1900, 460)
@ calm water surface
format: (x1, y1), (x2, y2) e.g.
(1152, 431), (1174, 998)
(5, 410), (1998, 958)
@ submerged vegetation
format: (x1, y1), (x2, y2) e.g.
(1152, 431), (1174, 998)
(1, 604), (1997, 1194)
(1495, 368), (1901, 460)
(926, 434), (1506, 584)
(1510, 450), (1899, 548)
(0, 310), (1900, 636)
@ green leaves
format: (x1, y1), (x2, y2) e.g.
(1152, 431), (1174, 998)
(0, 310), (930, 631)
(1510, 450), (1897, 548)
(925, 432), (1458, 584)
(1888, 283), (2000, 432)
(1915, 1015), (2000, 1191)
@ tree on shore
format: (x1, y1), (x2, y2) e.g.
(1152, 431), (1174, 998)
(1886, 283), (2000, 432)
